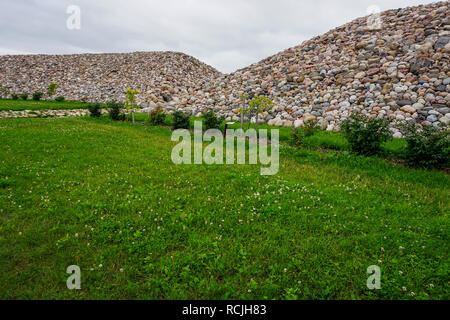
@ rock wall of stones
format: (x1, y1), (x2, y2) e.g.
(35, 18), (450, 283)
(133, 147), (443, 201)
(0, 2), (449, 134)
(0, 109), (109, 119)
(0, 51), (221, 106)
(191, 1), (450, 135)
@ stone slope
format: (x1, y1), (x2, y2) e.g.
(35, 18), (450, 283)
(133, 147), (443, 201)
(192, 1), (450, 134)
(0, 2), (449, 133)
(0, 51), (221, 106)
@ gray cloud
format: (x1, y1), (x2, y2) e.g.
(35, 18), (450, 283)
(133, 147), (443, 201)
(0, 0), (439, 73)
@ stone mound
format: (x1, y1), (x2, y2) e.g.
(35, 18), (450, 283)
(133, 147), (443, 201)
(0, 2), (449, 133)
(0, 51), (221, 107)
(192, 1), (450, 133)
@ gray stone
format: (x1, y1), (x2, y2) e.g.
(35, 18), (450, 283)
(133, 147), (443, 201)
(427, 115), (438, 122)
(434, 37), (450, 50)
(438, 107), (450, 115)
(397, 100), (412, 107)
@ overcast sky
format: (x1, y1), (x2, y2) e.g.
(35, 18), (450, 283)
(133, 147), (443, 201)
(0, 0), (439, 73)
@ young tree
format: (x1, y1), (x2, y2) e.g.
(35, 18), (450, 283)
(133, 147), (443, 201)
(124, 88), (140, 123)
(248, 96), (274, 133)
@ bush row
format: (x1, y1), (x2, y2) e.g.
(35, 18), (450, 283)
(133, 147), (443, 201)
(103, 105), (449, 170)
(2, 91), (65, 102)
(103, 104), (225, 132)
(290, 113), (449, 170)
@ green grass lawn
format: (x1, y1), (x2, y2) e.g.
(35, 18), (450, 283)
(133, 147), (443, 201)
(0, 116), (448, 300)
(0, 99), (91, 111)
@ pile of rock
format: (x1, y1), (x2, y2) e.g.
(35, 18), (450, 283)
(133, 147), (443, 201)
(0, 51), (221, 107)
(190, 1), (450, 135)
(0, 2), (449, 134)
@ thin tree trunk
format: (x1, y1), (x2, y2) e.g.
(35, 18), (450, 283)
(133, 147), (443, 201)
(247, 109), (254, 131)
(132, 109), (135, 123)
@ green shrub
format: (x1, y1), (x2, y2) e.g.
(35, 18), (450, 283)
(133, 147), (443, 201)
(107, 100), (123, 121)
(55, 96), (65, 102)
(32, 91), (43, 101)
(20, 93), (28, 100)
(202, 110), (223, 130)
(47, 83), (58, 97)
(88, 103), (102, 117)
(172, 111), (190, 129)
(340, 113), (391, 156)
(304, 119), (318, 137)
(290, 127), (304, 147)
(401, 123), (450, 169)
(11, 93), (18, 100)
(149, 106), (166, 126)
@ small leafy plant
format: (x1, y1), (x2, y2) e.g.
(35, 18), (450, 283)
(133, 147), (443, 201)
(202, 110), (223, 131)
(107, 100), (123, 121)
(55, 96), (65, 102)
(340, 113), (392, 156)
(172, 111), (190, 129)
(47, 83), (58, 97)
(149, 106), (166, 126)
(304, 119), (318, 137)
(32, 91), (43, 101)
(20, 93), (29, 100)
(401, 123), (449, 169)
(88, 103), (102, 117)
(11, 93), (18, 100)
(290, 127), (304, 147)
